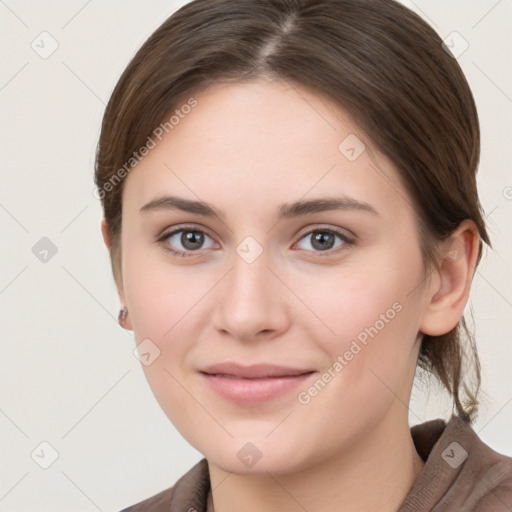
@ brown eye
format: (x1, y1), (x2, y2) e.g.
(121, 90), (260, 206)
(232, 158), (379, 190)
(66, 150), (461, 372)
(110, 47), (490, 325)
(295, 228), (354, 255)
(158, 227), (216, 257)
(179, 230), (205, 250)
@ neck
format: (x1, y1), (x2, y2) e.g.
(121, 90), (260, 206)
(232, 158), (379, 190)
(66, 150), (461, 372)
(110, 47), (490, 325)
(206, 413), (424, 512)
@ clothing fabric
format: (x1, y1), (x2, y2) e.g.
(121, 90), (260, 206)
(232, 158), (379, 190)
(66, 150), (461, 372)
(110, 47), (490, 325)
(119, 415), (512, 511)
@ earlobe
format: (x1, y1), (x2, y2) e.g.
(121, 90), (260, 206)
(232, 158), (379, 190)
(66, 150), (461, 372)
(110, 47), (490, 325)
(118, 306), (133, 331)
(419, 220), (480, 336)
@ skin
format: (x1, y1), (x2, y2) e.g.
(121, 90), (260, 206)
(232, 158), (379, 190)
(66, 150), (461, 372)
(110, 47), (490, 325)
(101, 77), (480, 512)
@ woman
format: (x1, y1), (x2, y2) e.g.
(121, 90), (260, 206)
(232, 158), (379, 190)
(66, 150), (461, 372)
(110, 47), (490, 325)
(94, 0), (512, 510)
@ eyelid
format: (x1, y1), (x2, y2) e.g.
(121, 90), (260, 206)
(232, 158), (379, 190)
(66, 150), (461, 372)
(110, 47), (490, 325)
(294, 223), (355, 241)
(157, 223), (215, 241)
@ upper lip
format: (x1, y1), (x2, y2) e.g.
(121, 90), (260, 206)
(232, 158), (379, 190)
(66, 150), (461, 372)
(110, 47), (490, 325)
(200, 362), (314, 379)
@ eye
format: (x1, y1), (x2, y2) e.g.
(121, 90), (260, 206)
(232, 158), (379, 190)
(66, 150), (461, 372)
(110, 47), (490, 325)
(294, 227), (354, 255)
(157, 225), (354, 258)
(157, 226), (217, 257)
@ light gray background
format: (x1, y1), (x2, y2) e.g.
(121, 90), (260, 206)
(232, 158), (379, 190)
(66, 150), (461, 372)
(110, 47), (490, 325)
(1, 1), (511, 511)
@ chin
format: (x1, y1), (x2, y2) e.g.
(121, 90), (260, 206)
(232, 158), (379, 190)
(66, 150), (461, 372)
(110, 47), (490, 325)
(200, 436), (314, 476)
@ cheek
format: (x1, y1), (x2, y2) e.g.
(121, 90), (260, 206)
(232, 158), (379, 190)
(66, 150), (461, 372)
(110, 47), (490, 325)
(301, 259), (408, 348)
(122, 252), (204, 431)
(122, 235), (196, 336)
(122, 241), (211, 383)
(301, 252), (422, 403)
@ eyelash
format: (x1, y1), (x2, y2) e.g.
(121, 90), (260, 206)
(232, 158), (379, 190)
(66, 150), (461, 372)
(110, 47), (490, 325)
(156, 225), (355, 258)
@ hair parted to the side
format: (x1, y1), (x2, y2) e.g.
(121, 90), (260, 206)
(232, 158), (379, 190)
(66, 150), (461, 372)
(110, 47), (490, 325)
(94, 0), (491, 423)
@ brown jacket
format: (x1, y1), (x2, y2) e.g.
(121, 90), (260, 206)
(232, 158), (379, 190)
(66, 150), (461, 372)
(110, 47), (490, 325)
(119, 415), (512, 511)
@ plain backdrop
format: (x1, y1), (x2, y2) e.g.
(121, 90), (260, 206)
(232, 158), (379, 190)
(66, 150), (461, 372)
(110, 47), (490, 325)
(1, 1), (511, 511)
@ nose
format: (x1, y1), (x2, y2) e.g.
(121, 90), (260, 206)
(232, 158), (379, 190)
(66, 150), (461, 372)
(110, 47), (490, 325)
(211, 243), (291, 342)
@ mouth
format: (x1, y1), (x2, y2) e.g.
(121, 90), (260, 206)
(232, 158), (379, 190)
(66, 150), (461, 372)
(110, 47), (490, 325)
(199, 362), (315, 379)
(198, 363), (316, 404)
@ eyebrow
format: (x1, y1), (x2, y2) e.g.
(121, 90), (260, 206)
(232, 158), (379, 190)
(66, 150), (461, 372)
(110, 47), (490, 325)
(139, 195), (379, 219)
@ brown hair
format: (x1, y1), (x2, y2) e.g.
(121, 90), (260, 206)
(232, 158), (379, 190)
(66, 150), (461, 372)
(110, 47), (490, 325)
(95, 0), (491, 423)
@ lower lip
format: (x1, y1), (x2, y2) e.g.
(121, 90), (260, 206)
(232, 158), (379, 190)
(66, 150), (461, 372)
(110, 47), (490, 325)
(199, 372), (316, 404)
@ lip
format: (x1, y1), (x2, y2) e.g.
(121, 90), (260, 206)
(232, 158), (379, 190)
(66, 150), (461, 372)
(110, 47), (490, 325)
(200, 362), (314, 379)
(198, 363), (316, 404)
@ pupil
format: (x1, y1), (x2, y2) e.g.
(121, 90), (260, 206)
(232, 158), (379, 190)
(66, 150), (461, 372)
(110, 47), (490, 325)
(313, 232), (333, 250)
(182, 231), (204, 250)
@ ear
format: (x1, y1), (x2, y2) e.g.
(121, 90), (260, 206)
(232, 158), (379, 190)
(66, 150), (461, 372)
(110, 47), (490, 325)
(101, 218), (133, 331)
(101, 217), (112, 252)
(419, 220), (481, 336)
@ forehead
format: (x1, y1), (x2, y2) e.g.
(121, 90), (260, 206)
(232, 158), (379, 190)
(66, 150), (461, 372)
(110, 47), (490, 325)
(122, 78), (412, 223)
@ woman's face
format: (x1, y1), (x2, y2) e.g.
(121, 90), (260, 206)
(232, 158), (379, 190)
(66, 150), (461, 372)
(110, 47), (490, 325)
(117, 78), (431, 474)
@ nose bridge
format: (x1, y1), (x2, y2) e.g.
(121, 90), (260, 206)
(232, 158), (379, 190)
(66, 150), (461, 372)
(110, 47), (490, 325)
(213, 235), (288, 339)
(228, 238), (273, 310)
(231, 243), (269, 299)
